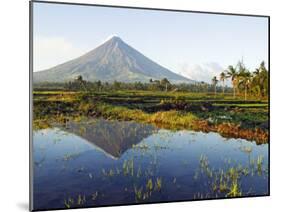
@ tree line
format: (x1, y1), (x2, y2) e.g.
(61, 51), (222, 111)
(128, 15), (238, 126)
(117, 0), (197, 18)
(211, 61), (269, 100)
(34, 61), (268, 100)
(34, 76), (231, 93)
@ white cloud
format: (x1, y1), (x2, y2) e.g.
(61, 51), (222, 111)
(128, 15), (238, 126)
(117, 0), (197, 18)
(179, 62), (231, 85)
(33, 36), (87, 71)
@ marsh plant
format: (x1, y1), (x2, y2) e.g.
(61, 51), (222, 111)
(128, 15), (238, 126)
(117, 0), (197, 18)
(122, 159), (134, 176)
(257, 155), (264, 175)
(134, 186), (143, 202)
(133, 177), (163, 202)
(155, 177), (162, 191)
(63, 152), (81, 161)
(194, 154), (266, 198)
(64, 194), (86, 208)
(101, 168), (115, 177)
(91, 191), (99, 201)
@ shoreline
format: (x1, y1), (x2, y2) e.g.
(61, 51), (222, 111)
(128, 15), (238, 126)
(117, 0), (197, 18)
(33, 91), (269, 144)
(33, 104), (269, 145)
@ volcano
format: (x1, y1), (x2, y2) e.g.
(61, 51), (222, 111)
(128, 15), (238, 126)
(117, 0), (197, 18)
(33, 36), (193, 84)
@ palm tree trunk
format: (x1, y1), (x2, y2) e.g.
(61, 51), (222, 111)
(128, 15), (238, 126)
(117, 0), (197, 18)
(223, 80), (225, 95)
(214, 85), (216, 96)
(245, 86), (247, 101)
(232, 80), (236, 98)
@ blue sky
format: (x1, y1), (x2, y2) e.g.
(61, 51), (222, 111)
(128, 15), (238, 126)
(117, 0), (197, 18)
(33, 2), (268, 83)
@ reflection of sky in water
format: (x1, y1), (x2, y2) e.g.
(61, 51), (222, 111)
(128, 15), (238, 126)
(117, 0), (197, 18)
(32, 120), (268, 210)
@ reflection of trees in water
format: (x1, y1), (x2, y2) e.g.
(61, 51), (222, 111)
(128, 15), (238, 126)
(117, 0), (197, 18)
(60, 119), (158, 159)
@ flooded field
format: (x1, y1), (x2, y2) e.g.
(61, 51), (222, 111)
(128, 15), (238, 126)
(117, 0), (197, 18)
(33, 118), (268, 210)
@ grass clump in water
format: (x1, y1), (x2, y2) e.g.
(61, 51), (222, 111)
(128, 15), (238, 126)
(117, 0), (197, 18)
(134, 186), (143, 202)
(194, 154), (267, 199)
(155, 177), (162, 191)
(122, 159), (134, 176)
(257, 155), (264, 175)
(64, 194), (86, 209)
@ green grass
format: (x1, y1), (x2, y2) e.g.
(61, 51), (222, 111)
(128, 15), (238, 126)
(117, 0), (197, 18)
(94, 103), (198, 128)
(213, 103), (268, 107)
(195, 154), (267, 198)
(33, 90), (269, 143)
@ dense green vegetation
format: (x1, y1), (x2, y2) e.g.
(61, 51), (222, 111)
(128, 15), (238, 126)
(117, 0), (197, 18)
(221, 61), (269, 100)
(33, 89), (268, 144)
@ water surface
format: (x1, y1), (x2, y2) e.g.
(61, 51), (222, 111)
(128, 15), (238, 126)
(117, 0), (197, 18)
(33, 119), (268, 210)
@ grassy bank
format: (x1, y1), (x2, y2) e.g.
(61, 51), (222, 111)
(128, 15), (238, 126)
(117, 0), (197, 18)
(91, 103), (268, 144)
(33, 90), (269, 144)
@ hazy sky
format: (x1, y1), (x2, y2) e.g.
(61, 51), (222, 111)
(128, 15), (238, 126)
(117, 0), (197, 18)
(33, 2), (268, 83)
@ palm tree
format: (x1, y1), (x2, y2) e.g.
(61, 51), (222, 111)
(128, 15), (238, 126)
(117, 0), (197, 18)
(238, 68), (252, 101)
(254, 61), (268, 98)
(212, 76), (219, 96)
(252, 66), (261, 97)
(96, 80), (102, 92)
(160, 78), (171, 92)
(226, 65), (238, 98)
(200, 81), (206, 93)
(75, 75), (87, 91)
(220, 72), (226, 95)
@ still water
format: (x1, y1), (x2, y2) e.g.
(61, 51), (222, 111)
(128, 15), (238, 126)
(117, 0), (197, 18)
(33, 119), (268, 210)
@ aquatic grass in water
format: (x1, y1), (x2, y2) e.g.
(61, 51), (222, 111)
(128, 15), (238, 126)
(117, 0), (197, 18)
(146, 179), (153, 192)
(77, 194), (86, 205)
(137, 167), (142, 178)
(64, 198), (74, 209)
(195, 154), (267, 198)
(227, 179), (242, 197)
(134, 178), (163, 202)
(33, 120), (268, 210)
(155, 177), (162, 191)
(64, 194), (86, 208)
(257, 155), (264, 175)
(63, 152), (81, 161)
(122, 159), (134, 176)
(101, 168), (115, 177)
(134, 186), (143, 202)
(92, 191), (99, 201)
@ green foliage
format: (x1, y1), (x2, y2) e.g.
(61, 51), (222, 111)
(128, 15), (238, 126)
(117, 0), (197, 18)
(222, 60), (269, 100)
(134, 186), (143, 202)
(155, 178), (162, 191)
(34, 60), (268, 101)
(149, 110), (198, 128)
(146, 179), (153, 191)
(33, 85), (268, 142)
(64, 194), (86, 209)
(34, 77), (232, 94)
(195, 154), (267, 198)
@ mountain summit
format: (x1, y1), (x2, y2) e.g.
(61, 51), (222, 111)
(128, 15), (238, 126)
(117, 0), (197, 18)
(34, 36), (193, 83)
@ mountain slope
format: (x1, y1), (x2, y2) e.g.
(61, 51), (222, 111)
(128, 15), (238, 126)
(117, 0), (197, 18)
(34, 36), (193, 84)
